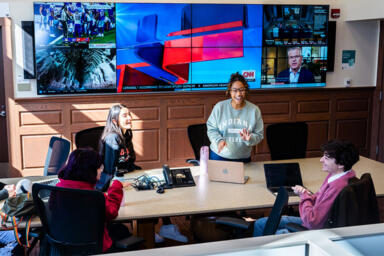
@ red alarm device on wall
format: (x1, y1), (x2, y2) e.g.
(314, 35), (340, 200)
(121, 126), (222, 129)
(331, 9), (340, 19)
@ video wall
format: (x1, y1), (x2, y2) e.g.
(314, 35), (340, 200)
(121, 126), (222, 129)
(34, 2), (329, 95)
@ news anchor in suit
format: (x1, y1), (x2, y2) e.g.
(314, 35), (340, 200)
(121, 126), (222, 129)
(276, 47), (315, 84)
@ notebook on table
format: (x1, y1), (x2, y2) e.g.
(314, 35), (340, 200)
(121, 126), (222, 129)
(264, 162), (306, 196)
(207, 160), (249, 184)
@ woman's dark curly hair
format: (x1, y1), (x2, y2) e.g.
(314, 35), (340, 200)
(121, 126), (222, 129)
(58, 148), (102, 183)
(321, 140), (359, 171)
(226, 72), (249, 97)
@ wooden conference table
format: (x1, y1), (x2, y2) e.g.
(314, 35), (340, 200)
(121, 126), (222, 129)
(118, 156), (384, 248)
(1, 157), (383, 248)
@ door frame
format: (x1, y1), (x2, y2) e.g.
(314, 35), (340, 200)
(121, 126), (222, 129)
(370, 20), (384, 161)
(0, 18), (15, 176)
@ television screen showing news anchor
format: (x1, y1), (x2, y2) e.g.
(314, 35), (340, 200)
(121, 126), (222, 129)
(261, 5), (328, 89)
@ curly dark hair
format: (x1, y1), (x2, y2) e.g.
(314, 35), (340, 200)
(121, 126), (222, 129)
(321, 140), (359, 171)
(226, 72), (249, 97)
(58, 148), (102, 183)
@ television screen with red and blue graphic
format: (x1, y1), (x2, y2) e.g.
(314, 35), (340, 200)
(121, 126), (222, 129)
(34, 3), (329, 95)
(116, 4), (263, 92)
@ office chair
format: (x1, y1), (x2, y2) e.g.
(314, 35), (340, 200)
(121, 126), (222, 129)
(43, 136), (71, 176)
(32, 183), (143, 255)
(325, 172), (379, 228)
(266, 122), (308, 160)
(286, 173), (380, 232)
(186, 123), (210, 166)
(75, 126), (105, 151)
(215, 187), (289, 237)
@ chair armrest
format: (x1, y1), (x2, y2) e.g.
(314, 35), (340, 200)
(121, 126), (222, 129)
(285, 222), (308, 232)
(186, 159), (200, 166)
(215, 217), (252, 230)
(115, 235), (144, 250)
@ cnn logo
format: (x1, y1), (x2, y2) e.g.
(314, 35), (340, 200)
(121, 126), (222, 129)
(242, 70), (255, 79)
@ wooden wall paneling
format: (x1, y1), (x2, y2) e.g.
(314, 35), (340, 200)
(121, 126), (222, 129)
(159, 98), (168, 168)
(168, 105), (205, 120)
(20, 110), (62, 126)
(7, 88), (375, 176)
(127, 101), (162, 168)
(18, 103), (65, 133)
(250, 93), (292, 123)
(296, 99), (330, 122)
(250, 93), (292, 160)
(306, 121), (329, 157)
(335, 94), (372, 157)
(133, 129), (160, 165)
(336, 119), (368, 155)
(71, 108), (109, 125)
(21, 134), (57, 169)
(290, 94), (298, 121)
(9, 102), (22, 176)
(71, 103), (117, 132)
(167, 128), (194, 163)
(253, 124), (271, 161)
(337, 98), (369, 112)
(297, 100), (330, 114)
(62, 104), (72, 148)
(166, 97), (207, 166)
(131, 107), (160, 121)
(71, 133), (76, 151)
(328, 93), (338, 141)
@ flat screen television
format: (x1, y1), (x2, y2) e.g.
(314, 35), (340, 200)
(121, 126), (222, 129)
(34, 2), (116, 94)
(33, 3), (329, 95)
(261, 5), (328, 88)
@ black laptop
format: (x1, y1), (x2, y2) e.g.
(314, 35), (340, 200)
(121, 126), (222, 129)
(264, 163), (305, 196)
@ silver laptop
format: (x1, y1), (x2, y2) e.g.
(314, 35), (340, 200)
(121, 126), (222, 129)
(207, 160), (249, 184)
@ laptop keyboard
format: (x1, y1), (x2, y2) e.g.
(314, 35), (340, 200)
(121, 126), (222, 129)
(34, 177), (60, 186)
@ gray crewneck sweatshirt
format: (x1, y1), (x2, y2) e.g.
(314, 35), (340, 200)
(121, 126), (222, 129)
(207, 99), (264, 159)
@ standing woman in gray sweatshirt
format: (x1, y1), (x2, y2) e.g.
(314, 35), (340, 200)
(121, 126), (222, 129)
(207, 72), (264, 163)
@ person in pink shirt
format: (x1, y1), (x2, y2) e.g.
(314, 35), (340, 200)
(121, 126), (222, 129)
(253, 140), (359, 236)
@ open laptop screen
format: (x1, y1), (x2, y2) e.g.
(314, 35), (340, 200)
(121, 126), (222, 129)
(264, 163), (303, 189)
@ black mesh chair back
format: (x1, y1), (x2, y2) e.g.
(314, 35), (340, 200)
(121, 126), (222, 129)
(266, 122), (308, 160)
(187, 123), (210, 160)
(32, 183), (105, 255)
(325, 173), (380, 228)
(263, 186), (289, 236)
(75, 126), (105, 151)
(43, 137), (71, 176)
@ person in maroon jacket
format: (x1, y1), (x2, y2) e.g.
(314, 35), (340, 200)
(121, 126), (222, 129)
(253, 140), (359, 236)
(56, 148), (130, 252)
